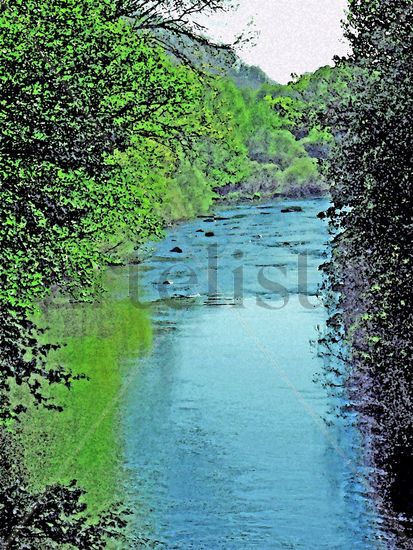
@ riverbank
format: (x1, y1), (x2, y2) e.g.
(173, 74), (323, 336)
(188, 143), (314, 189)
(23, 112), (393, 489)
(322, 230), (413, 547)
(16, 276), (153, 517)
(215, 179), (328, 204)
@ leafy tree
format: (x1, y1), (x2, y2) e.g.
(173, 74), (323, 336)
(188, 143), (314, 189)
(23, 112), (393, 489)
(0, 427), (129, 549)
(322, 0), (413, 542)
(0, 0), (207, 418)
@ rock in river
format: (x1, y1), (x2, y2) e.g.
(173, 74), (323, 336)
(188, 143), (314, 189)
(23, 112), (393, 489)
(281, 206), (303, 213)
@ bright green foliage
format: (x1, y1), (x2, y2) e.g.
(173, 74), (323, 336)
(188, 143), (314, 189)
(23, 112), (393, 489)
(160, 160), (216, 222)
(199, 79), (252, 186)
(253, 129), (307, 168)
(210, 69), (336, 199)
(20, 293), (152, 515)
(0, 0), (212, 418)
(280, 157), (318, 189)
(158, 76), (254, 218)
(262, 94), (306, 131)
(0, 0), (205, 314)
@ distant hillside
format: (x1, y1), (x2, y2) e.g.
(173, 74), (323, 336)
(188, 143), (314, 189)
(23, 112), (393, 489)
(225, 60), (274, 89)
(139, 25), (274, 89)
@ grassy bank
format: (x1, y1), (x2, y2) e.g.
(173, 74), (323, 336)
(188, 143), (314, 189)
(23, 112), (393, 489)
(17, 271), (152, 516)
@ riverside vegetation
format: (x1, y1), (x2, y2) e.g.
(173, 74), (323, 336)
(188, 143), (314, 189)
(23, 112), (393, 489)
(0, 0), (410, 547)
(320, 0), (413, 546)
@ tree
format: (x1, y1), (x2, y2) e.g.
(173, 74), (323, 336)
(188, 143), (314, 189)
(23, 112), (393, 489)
(0, 0), (208, 419)
(323, 0), (413, 542)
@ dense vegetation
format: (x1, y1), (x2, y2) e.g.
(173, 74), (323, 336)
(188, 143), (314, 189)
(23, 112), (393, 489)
(0, 0), (332, 419)
(211, 68), (340, 201)
(322, 0), (413, 545)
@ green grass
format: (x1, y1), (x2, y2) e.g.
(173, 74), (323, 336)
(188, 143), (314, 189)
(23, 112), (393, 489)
(19, 270), (152, 515)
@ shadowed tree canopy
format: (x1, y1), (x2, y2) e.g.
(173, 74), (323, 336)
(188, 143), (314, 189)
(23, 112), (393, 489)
(322, 0), (413, 543)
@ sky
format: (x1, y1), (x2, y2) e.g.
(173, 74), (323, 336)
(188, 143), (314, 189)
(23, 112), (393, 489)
(198, 0), (350, 83)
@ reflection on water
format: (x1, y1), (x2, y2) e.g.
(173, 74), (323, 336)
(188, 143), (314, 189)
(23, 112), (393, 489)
(122, 199), (385, 549)
(19, 270), (152, 515)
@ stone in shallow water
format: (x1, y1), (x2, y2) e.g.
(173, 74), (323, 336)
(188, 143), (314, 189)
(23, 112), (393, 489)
(205, 231), (215, 237)
(281, 206), (303, 213)
(170, 246), (183, 253)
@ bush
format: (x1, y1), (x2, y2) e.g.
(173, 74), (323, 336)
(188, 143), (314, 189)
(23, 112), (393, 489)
(160, 161), (215, 223)
(241, 162), (283, 195)
(280, 157), (319, 188)
(248, 129), (306, 168)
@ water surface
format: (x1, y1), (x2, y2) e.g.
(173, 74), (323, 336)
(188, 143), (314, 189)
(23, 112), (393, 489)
(123, 198), (383, 549)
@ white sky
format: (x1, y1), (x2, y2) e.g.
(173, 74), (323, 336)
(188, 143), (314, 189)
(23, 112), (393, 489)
(198, 0), (350, 83)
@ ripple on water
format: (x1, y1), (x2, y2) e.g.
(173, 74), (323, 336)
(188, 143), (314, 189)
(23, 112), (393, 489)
(122, 198), (385, 549)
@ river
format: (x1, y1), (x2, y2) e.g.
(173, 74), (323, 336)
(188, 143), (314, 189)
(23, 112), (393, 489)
(119, 197), (385, 549)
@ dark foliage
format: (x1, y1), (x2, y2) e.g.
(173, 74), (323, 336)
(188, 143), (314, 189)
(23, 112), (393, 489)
(0, 428), (129, 549)
(322, 0), (413, 545)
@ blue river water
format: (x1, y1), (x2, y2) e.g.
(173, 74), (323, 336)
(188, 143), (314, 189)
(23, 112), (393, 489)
(121, 198), (385, 549)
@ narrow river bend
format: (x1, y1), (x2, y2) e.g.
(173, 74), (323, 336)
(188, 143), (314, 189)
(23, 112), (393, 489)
(121, 198), (383, 549)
